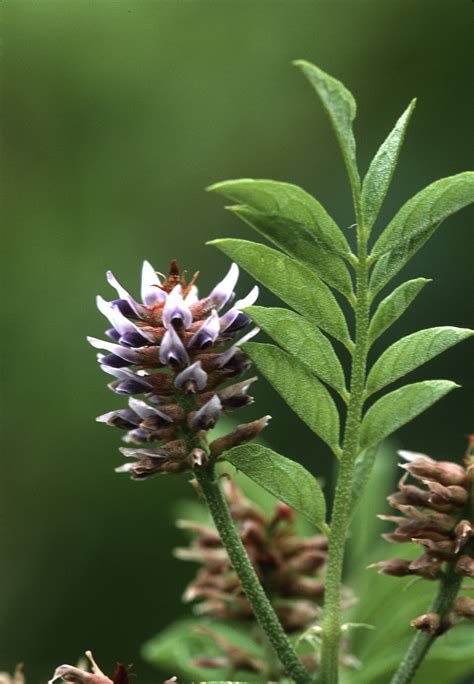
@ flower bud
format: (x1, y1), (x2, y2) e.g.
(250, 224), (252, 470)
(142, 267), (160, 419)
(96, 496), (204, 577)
(209, 416), (271, 457)
(410, 612), (440, 635)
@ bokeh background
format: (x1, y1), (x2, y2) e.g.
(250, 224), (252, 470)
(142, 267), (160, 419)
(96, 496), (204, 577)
(2, 1), (473, 682)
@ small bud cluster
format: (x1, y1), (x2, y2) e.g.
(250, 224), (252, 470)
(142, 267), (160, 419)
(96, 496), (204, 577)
(176, 479), (330, 673)
(371, 443), (474, 634)
(88, 260), (269, 478)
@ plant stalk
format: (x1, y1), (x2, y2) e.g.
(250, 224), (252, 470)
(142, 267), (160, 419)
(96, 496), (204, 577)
(194, 462), (311, 684)
(390, 563), (463, 684)
(319, 218), (370, 683)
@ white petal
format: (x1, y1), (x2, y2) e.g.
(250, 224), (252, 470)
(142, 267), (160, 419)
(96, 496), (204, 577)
(106, 270), (141, 316)
(141, 260), (166, 306)
(209, 263), (239, 310)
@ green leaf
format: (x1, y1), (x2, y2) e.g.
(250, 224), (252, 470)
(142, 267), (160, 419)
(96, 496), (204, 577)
(142, 618), (264, 682)
(294, 60), (360, 190)
(369, 222), (438, 296)
(366, 326), (473, 395)
(372, 172), (474, 257)
(361, 100), (416, 232)
(228, 204), (354, 299)
(368, 278), (431, 345)
(208, 178), (352, 257)
(209, 238), (351, 346)
(243, 341), (341, 454)
(359, 380), (458, 450)
(245, 306), (347, 396)
(224, 443), (328, 534)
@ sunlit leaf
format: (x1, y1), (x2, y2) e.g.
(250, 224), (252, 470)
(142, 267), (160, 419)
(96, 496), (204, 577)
(209, 238), (351, 346)
(372, 172), (474, 257)
(366, 327), (473, 395)
(208, 178), (352, 257)
(359, 380), (458, 450)
(224, 443), (328, 533)
(294, 60), (360, 191)
(368, 278), (431, 345)
(361, 100), (416, 232)
(228, 204), (354, 298)
(243, 341), (341, 453)
(245, 306), (347, 396)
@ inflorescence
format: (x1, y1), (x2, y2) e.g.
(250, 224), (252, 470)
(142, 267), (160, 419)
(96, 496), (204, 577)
(88, 260), (269, 479)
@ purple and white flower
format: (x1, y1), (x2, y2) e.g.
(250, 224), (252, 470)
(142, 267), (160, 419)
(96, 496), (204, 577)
(88, 259), (268, 478)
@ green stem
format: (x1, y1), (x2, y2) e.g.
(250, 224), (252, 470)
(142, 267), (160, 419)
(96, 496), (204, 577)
(194, 462), (311, 684)
(319, 214), (370, 683)
(390, 563), (463, 684)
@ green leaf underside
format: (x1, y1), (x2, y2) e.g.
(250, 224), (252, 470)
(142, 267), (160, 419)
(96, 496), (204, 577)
(372, 172), (474, 257)
(208, 178), (351, 257)
(369, 221), (439, 296)
(350, 446), (379, 514)
(368, 278), (430, 345)
(242, 341), (340, 452)
(294, 60), (360, 190)
(224, 443), (327, 533)
(229, 204), (354, 298)
(245, 306), (347, 395)
(366, 326), (473, 395)
(361, 99), (416, 232)
(210, 238), (351, 345)
(359, 380), (458, 450)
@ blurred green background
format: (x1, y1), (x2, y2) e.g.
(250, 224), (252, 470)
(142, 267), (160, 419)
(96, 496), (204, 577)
(2, 1), (472, 682)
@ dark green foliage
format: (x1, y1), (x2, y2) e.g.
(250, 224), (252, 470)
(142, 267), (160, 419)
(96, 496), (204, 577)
(224, 443), (328, 533)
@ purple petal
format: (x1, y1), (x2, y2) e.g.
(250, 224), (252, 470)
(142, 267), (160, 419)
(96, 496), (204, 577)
(162, 285), (193, 329)
(128, 397), (171, 424)
(219, 285), (259, 331)
(141, 260), (166, 306)
(209, 263), (239, 310)
(174, 361), (208, 392)
(122, 427), (154, 444)
(216, 327), (260, 367)
(191, 394), (222, 431)
(107, 271), (143, 317)
(96, 408), (140, 429)
(96, 296), (155, 342)
(159, 326), (190, 366)
(187, 310), (220, 349)
(99, 353), (132, 368)
(87, 336), (141, 364)
(105, 327), (121, 342)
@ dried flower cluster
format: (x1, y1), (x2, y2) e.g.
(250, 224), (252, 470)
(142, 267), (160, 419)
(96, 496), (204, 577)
(371, 442), (474, 634)
(48, 652), (177, 684)
(88, 260), (269, 478)
(176, 479), (330, 674)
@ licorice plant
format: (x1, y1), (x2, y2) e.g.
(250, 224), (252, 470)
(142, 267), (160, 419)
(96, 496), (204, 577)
(85, 61), (473, 684)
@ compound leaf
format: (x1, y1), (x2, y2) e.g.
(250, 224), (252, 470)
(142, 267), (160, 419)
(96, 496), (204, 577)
(208, 178), (352, 258)
(372, 172), (474, 257)
(243, 341), (341, 453)
(359, 380), (458, 450)
(210, 238), (351, 346)
(245, 305), (347, 396)
(368, 278), (431, 345)
(294, 60), (360, 190)
(361, 99), (416, 232)
(366, 326), (473, 395)
(228, 204), (353, 298)
(224, 443), (328, 533)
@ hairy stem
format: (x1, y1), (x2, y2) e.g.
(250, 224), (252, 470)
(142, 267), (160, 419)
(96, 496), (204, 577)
(194, 462), (311, 684)
(319, 217), (370, 684)
(390, 563), (463, 684)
